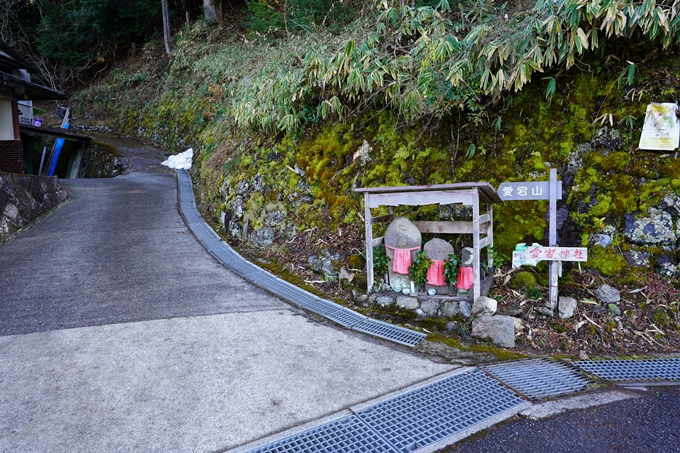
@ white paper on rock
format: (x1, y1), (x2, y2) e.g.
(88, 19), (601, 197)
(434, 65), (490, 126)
(639, 103), (679, 151)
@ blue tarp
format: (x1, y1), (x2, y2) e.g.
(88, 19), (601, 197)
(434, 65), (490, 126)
(47, 123), (69, 176)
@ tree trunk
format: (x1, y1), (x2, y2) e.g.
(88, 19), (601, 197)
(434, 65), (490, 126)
(161, 0), (171, 55)
(203, 0), (219, 24)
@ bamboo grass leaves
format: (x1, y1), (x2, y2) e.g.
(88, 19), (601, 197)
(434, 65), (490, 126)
(457, 0), (680, 96)
(232, 0), (680, 133)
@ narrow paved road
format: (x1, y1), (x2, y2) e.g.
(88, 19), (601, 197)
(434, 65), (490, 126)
(0, 164), (279, 336)
(0, 139), (453, 452)
(447, 386), (680, 453)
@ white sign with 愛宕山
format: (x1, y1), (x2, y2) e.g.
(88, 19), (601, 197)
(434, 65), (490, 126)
(498, 169), (585, 310)
(497, 181), (563, 201)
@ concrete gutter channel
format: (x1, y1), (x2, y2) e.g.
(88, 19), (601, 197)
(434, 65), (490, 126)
(175, 169), (680, 453)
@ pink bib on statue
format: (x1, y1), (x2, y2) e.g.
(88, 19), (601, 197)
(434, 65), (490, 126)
(457, 266), (474, 290)
(385, 245), (421, 274)
(426, 260), (445, 286)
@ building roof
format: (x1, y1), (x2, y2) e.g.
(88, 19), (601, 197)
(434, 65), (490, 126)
(0, 41), (38, 72)
(20, 124), (92, 144)
(0, 70), (66, 100)
(0, 40), (64, 100)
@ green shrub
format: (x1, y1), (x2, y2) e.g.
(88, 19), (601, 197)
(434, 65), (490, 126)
(409, 250), (432, 287)
(443, 253), (460, 286)
(247, 1), (285, 34)
(373, 245), (389, 277)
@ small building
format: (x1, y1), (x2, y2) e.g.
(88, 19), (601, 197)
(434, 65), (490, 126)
(0, 40), (66, 174)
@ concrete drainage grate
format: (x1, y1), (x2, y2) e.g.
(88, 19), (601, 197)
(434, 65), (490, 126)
(352, 319), (426, 348)
(175, 169), (426, 348)
(239, 369), (530, 453)
(480, 359), (592, 400)
(573, 358), (680, 383)
(244, 415), (398, 453)
(355, 368), (529, 453)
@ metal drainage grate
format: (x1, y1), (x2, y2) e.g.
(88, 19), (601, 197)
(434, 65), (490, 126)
(176, 170), (195, 198)
(481, 359), (591, 400)
(209, 248), (241, 267)
(352, 319), (426, 348)
(262, 279), (319, 309)
(245, 415), (398, 453)
(355, 368), (529, 453)
(573, 358), (680, 383)
(193, 225), (221, 245)
(301, 299), (343, 319)
(324, 306), (367, 328)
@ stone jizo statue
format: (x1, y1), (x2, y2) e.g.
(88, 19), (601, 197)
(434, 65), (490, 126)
(457, 247), (474, 292)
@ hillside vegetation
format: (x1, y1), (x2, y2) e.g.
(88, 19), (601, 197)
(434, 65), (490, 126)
(71, 0), (680, 356)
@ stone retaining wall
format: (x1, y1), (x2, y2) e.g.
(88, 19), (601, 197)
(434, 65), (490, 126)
(0, 171), (67, 243)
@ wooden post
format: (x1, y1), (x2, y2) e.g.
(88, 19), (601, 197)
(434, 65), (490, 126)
(472, 188), (481, 301)
(11, 100), (21, 139)
(364, 192), (374, 292)
(487, 202), (494, 270)
(548, 168), (559, 310)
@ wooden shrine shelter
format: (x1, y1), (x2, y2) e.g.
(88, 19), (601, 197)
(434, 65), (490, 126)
(354, 183), (502, 301)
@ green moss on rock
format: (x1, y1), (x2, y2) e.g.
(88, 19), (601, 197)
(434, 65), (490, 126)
(583, 245), (628, 276)
(510, 271), (538, 290)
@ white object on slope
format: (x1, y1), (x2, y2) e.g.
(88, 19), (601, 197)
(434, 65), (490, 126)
(161, 148), (193, 170)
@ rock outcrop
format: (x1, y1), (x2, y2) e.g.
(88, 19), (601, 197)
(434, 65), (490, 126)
(472, 315), (516, 348)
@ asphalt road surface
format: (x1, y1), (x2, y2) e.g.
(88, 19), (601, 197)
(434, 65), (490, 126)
(446, 385), (680, 453)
